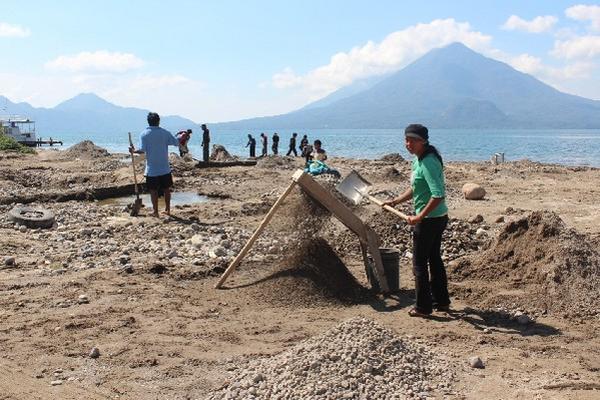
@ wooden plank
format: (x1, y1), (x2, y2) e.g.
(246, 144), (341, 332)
(215, 181), (297, 289)
(292, 170), (368, 242)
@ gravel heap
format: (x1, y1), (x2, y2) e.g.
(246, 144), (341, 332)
(451, 210), (600, 317)
(325, 210), (486, 263)
(63, 140), (110, 159)
(210, 144), (238, 162)
(379, 153), (405, 163)
(207, 317), (455, 400)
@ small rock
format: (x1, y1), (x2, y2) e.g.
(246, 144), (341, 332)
(462, 183), (486, 200)
(469, 356), (485, 369)
(475, 228), (487, 238)
(78, 294), (89, 304)
(19, 225), (27, 233)
(469, 214), (484, 224)
(4, 256), (15, 267)
(495, 216), (505, 223)
(209, 246), (227, 258)
(515, 312), (532, 325)
(50, 380), (63, 386)
(89, 347), (100, 359)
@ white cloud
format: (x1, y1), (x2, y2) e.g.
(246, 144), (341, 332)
(509, 53), (595, 80)
(271, 18), (492, 98)
(551, 35), (600, 59)
(566, 4), (600, 31)
(0, 22), (30, 38)
(45, 51), (145, 73)
(502, 15), (558, 33)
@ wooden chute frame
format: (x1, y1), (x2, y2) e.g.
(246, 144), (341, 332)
(215, 170), (389, 293)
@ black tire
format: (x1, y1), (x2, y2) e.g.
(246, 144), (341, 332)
(8, 206), (55, 229)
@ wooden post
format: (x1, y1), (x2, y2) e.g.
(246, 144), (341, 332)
(215, 181), (297, 289)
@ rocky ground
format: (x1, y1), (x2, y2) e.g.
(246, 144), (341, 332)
(0, 145), (599, 399)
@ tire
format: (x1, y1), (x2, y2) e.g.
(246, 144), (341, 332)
(8, 206), (55, 229)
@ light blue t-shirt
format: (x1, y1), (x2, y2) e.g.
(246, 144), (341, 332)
(138, 126), (179, 177)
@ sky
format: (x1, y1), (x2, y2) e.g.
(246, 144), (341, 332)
(2, 0), (600, 123)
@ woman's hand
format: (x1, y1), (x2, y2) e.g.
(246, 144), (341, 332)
(407, 215), (423, 225)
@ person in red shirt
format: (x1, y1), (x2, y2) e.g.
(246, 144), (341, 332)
(176, 129), (192, 157)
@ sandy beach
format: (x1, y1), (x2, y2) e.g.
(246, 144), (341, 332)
(1, 144), (599, 399)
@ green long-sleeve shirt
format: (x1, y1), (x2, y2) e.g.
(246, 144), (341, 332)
(411, 153), (448, 218)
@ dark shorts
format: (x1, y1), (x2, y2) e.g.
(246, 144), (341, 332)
(146, 173), (173, 192)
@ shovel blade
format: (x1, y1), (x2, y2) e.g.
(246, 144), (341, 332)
(130, 198), (143, 217)
(336, 170), (372, 204)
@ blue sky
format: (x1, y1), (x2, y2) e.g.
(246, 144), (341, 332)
(1, 1), (600, 122)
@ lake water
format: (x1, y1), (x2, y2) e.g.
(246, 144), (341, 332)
(47, 128), (600, 167)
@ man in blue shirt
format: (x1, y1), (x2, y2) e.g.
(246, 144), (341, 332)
(129, 112), (179, 217)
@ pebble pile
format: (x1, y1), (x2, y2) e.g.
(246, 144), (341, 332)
(207, 317), (454, 400)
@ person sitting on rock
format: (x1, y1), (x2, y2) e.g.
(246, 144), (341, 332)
(130, 112), (179, 217)
(310, 139), (327, 162)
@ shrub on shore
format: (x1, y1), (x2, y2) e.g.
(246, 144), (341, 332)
(0, 133), (36, 154)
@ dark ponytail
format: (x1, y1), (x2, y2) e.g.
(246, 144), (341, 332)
(420, 144), (443, 167)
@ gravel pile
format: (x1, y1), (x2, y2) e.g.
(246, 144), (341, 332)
(325, 210), (486, 263)
(63, 140), (110, 159)
(207, 317), (455, 400)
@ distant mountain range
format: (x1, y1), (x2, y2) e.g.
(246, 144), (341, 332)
(214, 42), (600, 129)
(0, 93), (197, 136)
(3, 43), (600, 132)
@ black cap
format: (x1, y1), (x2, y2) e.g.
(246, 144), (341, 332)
(405, 124), (428, 141)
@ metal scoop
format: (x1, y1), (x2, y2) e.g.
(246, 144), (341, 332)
(336, 170), (409, 221)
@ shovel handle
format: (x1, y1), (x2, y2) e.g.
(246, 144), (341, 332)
(365, 194), (410, 221)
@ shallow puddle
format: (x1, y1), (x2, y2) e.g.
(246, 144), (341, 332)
(98, 191), (208, 207)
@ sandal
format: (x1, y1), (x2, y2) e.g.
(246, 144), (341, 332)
(408, 308), (431, 318)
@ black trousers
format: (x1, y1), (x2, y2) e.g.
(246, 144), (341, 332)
(203, 142), (209, 162)
(412, 215), (449, 313)
(249, 146), (256, 157)
(272, 144), (278, 155)
(286, 146), (297, 156)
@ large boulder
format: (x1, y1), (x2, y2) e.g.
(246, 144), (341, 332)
(210, 145), (237, 162)
(462, 183), (486, 200)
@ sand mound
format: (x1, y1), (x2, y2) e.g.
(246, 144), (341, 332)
(210, 144), (238, 162)
(239, 176), (369, 306)
(452, 211), (600, 316)
(207, 317), (455, 399)
(256, 155), (297, 169)
(64, 140), (109, 159)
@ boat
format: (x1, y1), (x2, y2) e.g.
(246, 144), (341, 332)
(0, 115), (62, 147)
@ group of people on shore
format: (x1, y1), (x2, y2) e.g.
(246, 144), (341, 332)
(175, 124), (211, 161)
(130, 113), (449, 319)
(245, 132), (326, 162)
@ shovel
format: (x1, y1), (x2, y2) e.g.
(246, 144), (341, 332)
(128, 132), (143, 217)
(336, 170), (409, 221)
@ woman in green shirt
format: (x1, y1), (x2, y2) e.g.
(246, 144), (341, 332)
(383, 124), (449, 317)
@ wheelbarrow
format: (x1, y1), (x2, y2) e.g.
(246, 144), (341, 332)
(336, 170), (409, 221)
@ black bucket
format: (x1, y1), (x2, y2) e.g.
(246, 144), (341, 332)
(367, 248), (400, 293)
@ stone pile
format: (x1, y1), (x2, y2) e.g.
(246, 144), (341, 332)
(207, 317), (454, 400)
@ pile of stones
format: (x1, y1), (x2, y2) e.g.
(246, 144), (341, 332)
(208, 317), (455, 400)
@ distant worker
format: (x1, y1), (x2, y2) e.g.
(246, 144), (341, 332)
(383, 124), (449, 318)
(272, 132), (280, 155)
(286, 132), (298, 156)
(130, 112), (179, 217)
(299, 134), (309, 154)
(201, 124), (210, 162)
(260, 132), (268, 157)
(311, 139), (327, 161)
(176, 129), (192, 157)
(246, 134), (256, 158)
